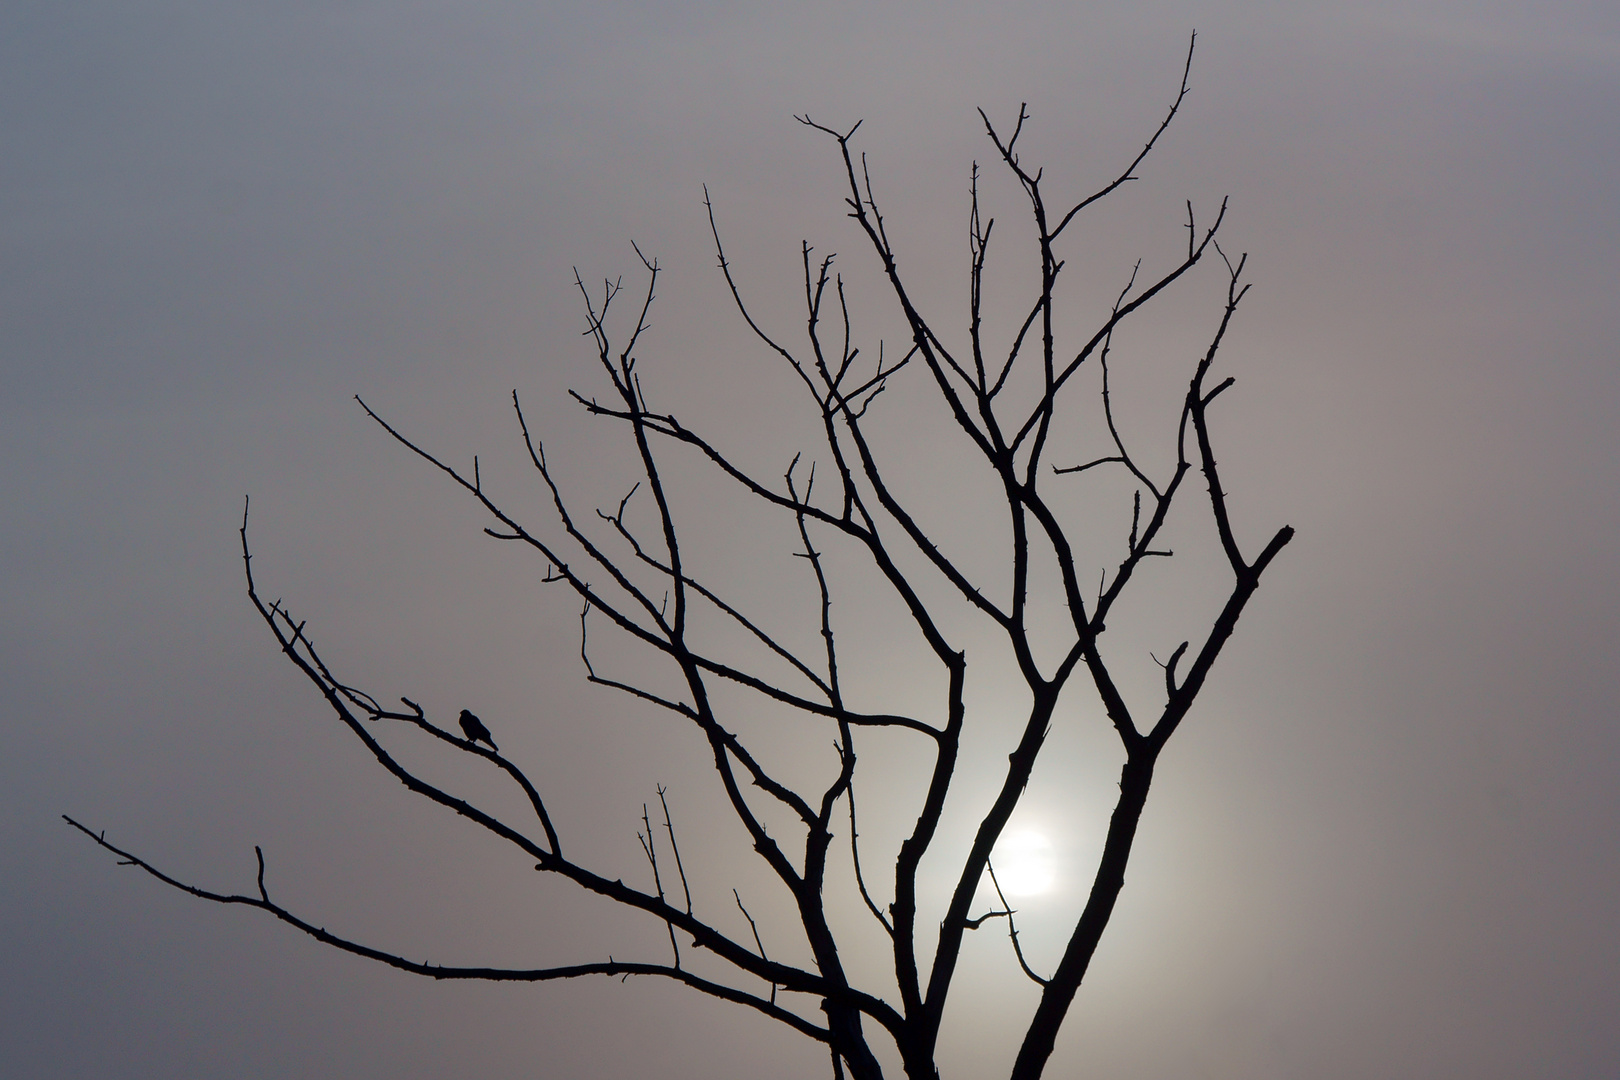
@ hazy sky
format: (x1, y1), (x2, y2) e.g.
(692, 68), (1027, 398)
(4, 2), (1618, 1078)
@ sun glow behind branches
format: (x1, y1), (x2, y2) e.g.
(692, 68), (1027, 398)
(992, 830), (1056, 897)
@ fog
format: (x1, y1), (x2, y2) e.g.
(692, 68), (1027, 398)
(3, 2), (1617, 1077)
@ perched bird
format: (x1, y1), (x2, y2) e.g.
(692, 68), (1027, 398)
(458, 709), (498, 751)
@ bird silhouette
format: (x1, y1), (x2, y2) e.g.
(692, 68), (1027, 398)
(458, 709), (498, 751)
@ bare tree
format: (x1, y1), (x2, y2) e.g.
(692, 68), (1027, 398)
(70, 35), (1291, 1080)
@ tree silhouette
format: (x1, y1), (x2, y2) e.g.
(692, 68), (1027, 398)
(69, 35), (1292, 1080)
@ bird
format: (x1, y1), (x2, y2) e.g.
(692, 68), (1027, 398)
(458, 709), (498, 751)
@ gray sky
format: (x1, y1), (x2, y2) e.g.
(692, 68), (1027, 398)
(4, 2), (1618, 1078)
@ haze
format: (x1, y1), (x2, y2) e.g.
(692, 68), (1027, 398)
(3, 2), (1617, 1078)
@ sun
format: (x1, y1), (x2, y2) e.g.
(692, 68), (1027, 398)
(992, 829), (1056, 897)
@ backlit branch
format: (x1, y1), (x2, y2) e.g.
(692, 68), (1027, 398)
(63, 816), (831, 1043)
(76, 35), (1292, 1080)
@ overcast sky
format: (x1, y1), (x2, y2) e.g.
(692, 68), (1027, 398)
(4, 2), (1618, 1078)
